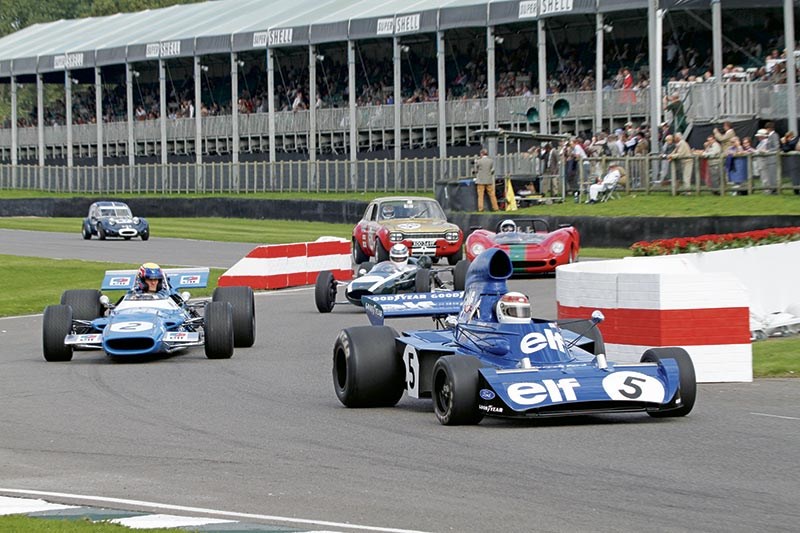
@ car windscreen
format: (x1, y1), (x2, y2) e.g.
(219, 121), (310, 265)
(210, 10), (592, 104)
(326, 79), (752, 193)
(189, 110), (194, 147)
(378, 200), (446, 220)
(100, 207), (133, 218)
(493, 233), (548, 244)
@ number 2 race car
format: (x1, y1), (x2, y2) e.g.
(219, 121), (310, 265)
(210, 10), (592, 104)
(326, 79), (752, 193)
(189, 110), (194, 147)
(331, 248), (696, 425)
(315, 255), (468, 313)
(42, 269), (255, 361)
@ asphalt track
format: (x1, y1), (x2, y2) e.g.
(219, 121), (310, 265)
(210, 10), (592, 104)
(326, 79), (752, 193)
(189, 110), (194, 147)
(1, 230), (799, 532)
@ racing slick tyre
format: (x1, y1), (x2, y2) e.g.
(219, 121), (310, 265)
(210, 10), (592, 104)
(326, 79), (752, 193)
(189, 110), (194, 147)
(314, 271), (337, 313)
(61, 289), (103, 322)
(414, 268), (432, 293)
(447, 245), (464, 266)
(333, 326), (404, 408)
(81, 225), (92, 240)
(204, 301), (234, 359)
(352, 238), (369, 264)
(453, 259), (470, 292)
(376, 240), (390, 263)
(641, 347), (697, 417)
(432, 355), (484, 425)
(141, 231), (150, 241)
(98, 226), (106, 240)
(212, 286), (256, 347)
(557, 318), (605, 356)
(42, 305), (74, 362)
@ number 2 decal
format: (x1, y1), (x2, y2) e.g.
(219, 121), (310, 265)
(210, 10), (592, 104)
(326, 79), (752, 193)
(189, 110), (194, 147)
(403, 345), (420, 399)
(109, 321), (153, 333)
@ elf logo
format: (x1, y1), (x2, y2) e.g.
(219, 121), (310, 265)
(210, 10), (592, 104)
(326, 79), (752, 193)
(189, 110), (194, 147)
(519, 329), (565, 354)
(507, 378), (581, 406)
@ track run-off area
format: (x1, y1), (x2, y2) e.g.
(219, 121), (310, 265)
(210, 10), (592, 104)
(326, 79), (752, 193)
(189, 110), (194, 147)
(1, 229), (798, 532)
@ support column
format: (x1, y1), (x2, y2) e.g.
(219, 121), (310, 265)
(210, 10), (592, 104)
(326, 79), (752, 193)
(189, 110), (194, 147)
(231, 52), (240, 189)
(95, 66), (103, 168)
(348, 40), (357, 189)
(648, 0), (659, 158)
(785, 0), (798, 134)
(393, 37), (401, 173)
(308, 45), (317, 188)
(267, 47), (276, 182)
(437, 30), (447, 166)
(126, 63), (135, 168)
(37, 74), (44, 168)
(595, 12), (604, 135)
(711, 0), (723, 120)
(193, 57), (202, 176)
(537, 19), (549, 134)
(10, 76), (17, 187)
(487, 27), (497, 160)
(160, 59), (168, 166)
(65, 71), (74, 192)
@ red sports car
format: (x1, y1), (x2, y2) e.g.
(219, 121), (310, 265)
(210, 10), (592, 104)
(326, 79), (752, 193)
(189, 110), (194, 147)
(352, 196), (464, 265)
(464, 218), (580, 274)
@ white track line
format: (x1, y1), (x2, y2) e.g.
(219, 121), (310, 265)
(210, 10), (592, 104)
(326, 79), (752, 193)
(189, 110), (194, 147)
(751, 412), (800, 420)
(0, 489), (432, 533)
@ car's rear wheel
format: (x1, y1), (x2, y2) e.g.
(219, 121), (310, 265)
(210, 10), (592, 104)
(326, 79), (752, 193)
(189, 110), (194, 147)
(352, 238), (369, 263)
(42, 305), (74, 362)
(61, 289), (103, 322)
(81, 225), (92, 240)
(204, 301), (234, 359)
(641, 347), (697, 417)
(212, 286), (256, 347)
(432, 355), (484, 425)
(332, 326), (404, 408)
(314, 271), (337, 313)
(414, 268), (432, 293)
(557, 318), (605, 356)
(376, 240), (390, 262)
(447, 245), (464, 265)
(453, 259), (470, 291)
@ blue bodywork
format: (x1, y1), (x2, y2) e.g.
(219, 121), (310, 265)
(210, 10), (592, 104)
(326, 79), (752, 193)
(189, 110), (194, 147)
(82, 201), (149, 240)
(361, 248), (687, 418)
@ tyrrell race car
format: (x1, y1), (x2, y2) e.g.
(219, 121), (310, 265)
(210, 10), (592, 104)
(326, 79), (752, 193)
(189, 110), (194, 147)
(314, 256), (468, 313)
(42, 269), (255, 361)
(332, 248), (696, 425)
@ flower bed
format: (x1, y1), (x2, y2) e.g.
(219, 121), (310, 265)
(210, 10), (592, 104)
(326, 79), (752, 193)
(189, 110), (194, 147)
(630, 227), (800, 256)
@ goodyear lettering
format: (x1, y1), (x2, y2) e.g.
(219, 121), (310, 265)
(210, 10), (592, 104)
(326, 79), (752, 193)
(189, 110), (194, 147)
(520, 329), (565, 354)
(371, 292), (463, 302)
(508, 378), (580, 406)
(478, 404), (504, 413)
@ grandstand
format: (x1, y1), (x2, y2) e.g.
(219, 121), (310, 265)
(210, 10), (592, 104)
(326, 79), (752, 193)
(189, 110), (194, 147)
(0, 0), (796, 193)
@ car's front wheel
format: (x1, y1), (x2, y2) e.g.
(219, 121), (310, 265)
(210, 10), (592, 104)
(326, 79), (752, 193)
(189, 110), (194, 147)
(81, 225), (92, 240)
(414, 267), (432, 293)
(453, 259), (470, 291)
(204, 301), (234, 359)
(352, 238), (369, 263)
(141, 230), (150, 241)
(333, 326), (404, 408)
(447, 245), (464, 265)
(432, 355), (484, 425)
(61, 289), (103, 322)
(641, 347), (697, 417)
(314, 271), (336, 313)
(42, 305), (74, 362)
(98, 226), (106, 240)
(376, 240), (390, 262)
(212, 286), (256, 347)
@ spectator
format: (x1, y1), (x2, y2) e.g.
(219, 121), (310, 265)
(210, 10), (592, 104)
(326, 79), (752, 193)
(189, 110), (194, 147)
(588, 164), (623, 203)
(473, 149), (499, 212)
(763, 121), (780, 193)
(753, 128), (769, 183)
(713, 121), (737, 154)
(699, 135), (722, 191)
(781, 130), (798, 152)
(665, 94), (687, 134)
(669, 132), (694, 190)
(658, 134), (675, 184)
(725, 136), (747, 188)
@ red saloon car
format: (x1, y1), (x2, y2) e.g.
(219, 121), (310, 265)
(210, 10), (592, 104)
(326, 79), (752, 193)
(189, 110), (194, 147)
(352, 196), (464, 265)
(464, 218), (580, 274)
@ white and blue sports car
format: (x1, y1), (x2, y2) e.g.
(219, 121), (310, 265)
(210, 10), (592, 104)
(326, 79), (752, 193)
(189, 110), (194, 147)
(81, 201), (150, 241)
(332, 248), (697, 425)
(42, 269), (255, 361)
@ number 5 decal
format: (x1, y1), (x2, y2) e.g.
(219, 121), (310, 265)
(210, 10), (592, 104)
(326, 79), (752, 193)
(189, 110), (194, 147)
(602, 371), (666, 403)
(403, 345), (420, 399)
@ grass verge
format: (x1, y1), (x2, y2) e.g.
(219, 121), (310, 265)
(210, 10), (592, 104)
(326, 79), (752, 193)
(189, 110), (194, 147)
(0, 515), (185, 532)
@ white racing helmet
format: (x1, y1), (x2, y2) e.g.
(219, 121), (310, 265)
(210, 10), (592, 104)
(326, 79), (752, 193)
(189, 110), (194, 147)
(389, 243), (409, 265)
(499, 219), (517, 233)
(496, 292), (531, 324)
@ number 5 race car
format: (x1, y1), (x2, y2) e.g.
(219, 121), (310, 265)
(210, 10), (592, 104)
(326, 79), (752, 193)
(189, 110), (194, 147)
(331, 248), (696, 425)
(42, 269), (255, 361)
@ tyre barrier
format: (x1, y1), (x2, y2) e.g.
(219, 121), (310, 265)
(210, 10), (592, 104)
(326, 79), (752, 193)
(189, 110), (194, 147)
(218, 237), (352, 290)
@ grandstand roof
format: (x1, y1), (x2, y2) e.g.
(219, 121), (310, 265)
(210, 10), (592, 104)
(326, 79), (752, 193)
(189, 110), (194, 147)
(0, 0), (789, 78)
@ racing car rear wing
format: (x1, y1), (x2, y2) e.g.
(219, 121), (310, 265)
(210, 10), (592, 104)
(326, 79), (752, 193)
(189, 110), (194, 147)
(101, 268), (210, 291)
(362, 291), (464, 326)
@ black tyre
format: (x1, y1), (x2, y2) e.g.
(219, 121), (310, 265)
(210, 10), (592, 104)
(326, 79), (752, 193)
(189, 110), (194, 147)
(447, 245), (464, 266)
(376, 240), (390, 262)
(60, 289), (103, 322)
(355, 262), (374, 276)
(453, 259), (470, 291)
(557, 318), (605, 356)
(42, 305), (74, 362)
(81, 224), (92, 240)
(141, 231), (150, 241)
(332, 326), (404, 408)
(352, 238), (369, 263)
(314, 271), (336, 313)
(98, 226), (106, 240)
(414, 268), (432, 293)
(204, 301), (234, 359)
(432, 355), (485, 425)
(641, 347), (697, 417)
(212, 286), (256, 347)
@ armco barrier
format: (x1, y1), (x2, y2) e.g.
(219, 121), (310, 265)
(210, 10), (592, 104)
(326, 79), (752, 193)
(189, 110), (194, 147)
(557, 255), (753, 383)
(218, 237), (352, 290)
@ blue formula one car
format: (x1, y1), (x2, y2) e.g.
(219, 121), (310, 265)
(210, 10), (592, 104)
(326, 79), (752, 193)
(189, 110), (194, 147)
(331, 248), (696, 425)
(42, 269), (255, 361)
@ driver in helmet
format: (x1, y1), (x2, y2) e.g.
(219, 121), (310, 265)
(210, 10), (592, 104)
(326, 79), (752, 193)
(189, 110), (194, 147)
(388, 243), (410, 269)
(381, 204), (396, 220)
(499, 219), (517, 233)
(495, 292), (531, 324)
(135, 262), (168, 293)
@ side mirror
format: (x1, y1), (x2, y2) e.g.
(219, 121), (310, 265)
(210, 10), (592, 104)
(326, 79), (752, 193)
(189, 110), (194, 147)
(591, 310), (605, 324)
(99, 295), (110, 306)
(180, 291), (191, 302)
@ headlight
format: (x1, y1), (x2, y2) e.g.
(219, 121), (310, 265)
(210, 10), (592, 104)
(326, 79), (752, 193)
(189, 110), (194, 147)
(389, 232), (403, 243)
(133, 217), (140, 224)
(551, 241), (565, 254)
(445, 231), (460, 242)
(470, 243), (485, 256)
